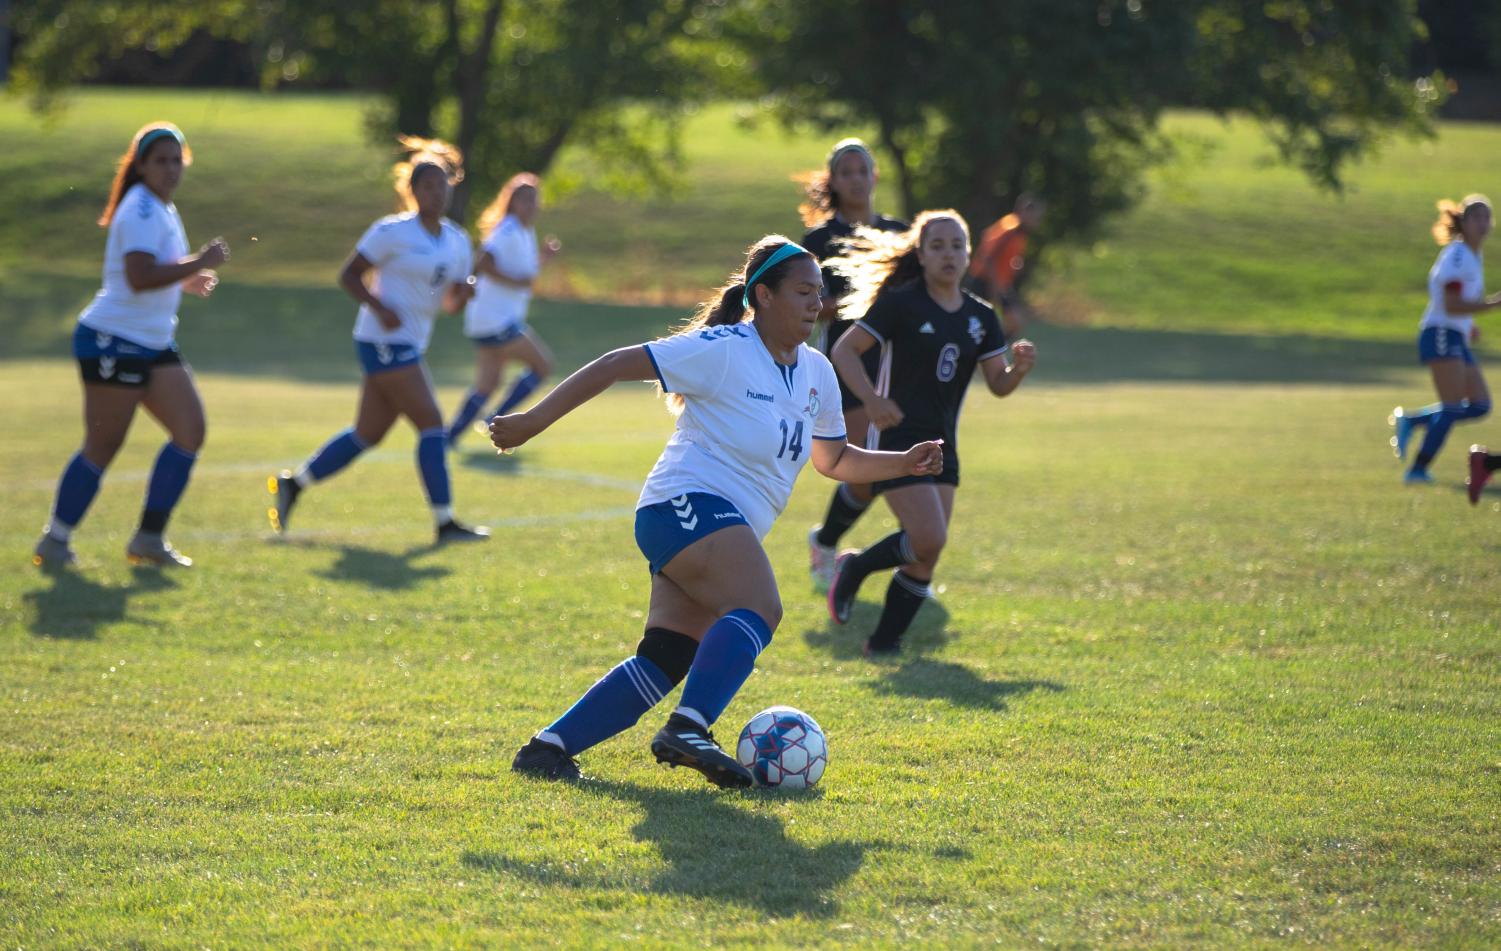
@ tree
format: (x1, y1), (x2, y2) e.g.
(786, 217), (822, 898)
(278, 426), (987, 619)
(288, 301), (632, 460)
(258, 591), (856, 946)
(731, 0), (1440, 243)
(7, 0), (732, 221)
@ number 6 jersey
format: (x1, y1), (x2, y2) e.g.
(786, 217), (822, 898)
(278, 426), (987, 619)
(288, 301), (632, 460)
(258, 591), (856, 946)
(639, 323), (847, 537)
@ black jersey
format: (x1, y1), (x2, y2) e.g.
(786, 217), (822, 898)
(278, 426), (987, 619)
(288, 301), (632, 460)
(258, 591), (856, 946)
(855, 282), (1007, 441)
(802, 213), (907, 305)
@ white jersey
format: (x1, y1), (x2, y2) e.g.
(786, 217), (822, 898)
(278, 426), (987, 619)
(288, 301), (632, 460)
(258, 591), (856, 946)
(1421, 241), (1484, 335)
(351, 213), (473, 351)
(464, 214), (538, 337)
(77, 182), (190, 350)
(638, 323), (847, 537)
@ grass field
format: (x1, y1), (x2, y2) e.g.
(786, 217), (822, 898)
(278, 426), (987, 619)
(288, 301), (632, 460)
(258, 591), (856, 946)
(3, 90), (1501, 947)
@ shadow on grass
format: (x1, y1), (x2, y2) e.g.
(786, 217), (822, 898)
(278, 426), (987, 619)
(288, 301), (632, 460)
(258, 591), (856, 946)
(6, 274), (1424, 386)
(453, 449), (524, 477)
(309, 543), (452, 591)
(23, 567), (177, 639)
(867, 660), (1065, 712)
(463, 779), (873, 918)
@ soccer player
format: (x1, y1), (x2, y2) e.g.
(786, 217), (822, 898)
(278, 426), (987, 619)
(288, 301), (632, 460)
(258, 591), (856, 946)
(826, 210), (1038, 657)
(33, 122), (229, 569)
(1389, 195), (1499, 484)
(268, 137), (489, 544)
(445, 173), (561, 446)
(494, 236), (944, 785)
(799, 137), (908, 591)
(969, 193), (1045, 341)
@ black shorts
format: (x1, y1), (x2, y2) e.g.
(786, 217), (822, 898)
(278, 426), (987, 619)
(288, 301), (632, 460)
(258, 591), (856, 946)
(871, 427), (959, 494)
(74, 325), (183, 388)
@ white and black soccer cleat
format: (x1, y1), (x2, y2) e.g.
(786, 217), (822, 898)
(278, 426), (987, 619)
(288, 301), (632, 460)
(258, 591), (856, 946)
(32, 532), (77, 570)
(126, 532), (192, 568)
(650, 713), (754, 789)
(511, 737), (582, 781)
(436, 519), (492, 545)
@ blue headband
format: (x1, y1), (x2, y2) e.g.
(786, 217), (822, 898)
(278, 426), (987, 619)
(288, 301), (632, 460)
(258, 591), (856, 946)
(742, 242), (810, 309)
(137, 127), (184, 157)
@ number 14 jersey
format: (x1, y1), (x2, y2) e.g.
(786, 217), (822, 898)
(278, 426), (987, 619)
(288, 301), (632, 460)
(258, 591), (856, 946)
(640, 323), (847, 537)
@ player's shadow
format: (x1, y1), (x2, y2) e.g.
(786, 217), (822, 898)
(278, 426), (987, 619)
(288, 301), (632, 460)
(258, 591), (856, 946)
(462, 779), (874, 918)
(867, 659), (1065, 712)
(23, 568), (177, 640)
(312, 544), (452, 591)
(803, 597), (952, 660)
(455, 448), (523, 476)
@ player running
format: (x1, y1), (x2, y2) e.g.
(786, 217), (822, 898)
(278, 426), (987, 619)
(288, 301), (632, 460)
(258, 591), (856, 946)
(268, 137), (489, 544)
(34, 122), (229, 569)
(1389, 195), (1500, 484)
(798, 137), (909, 592)
(494, 236), (943, 786)
(825, 210), (1037, 657)
(445, 173), (561, 447)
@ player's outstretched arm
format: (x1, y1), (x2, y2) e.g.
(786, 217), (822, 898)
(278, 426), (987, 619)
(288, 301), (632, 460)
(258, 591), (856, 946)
(811, 437), (944, 484)
(125, 239), (228, 292)
(981, 339), (1037, 397)
(489, 345), (657, 451)
(830, 325), (904, 429)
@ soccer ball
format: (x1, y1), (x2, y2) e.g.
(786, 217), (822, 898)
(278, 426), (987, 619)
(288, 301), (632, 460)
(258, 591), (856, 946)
(735, 706), (827, 789)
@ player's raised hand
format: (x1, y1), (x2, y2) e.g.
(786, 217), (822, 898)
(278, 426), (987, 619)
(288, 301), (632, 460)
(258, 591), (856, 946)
(1009, 339), (1038, 374)
(903, 439), (944, 476)
(197, 237), (229, 269)
(490, 411), (544, 454)
(183, 270), (219, 298)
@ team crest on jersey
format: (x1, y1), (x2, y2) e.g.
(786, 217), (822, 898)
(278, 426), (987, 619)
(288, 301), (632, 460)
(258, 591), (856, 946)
(967, 316), (984, 345)
(803, 387), (820, 418)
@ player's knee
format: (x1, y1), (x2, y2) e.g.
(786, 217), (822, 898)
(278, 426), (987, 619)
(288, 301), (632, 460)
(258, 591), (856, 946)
(353, 424), (388, 447)
(908, 526), (947, 566)
(744, 598), (782, 632)
(83, 432), (127, 467)
(173, 420), (206, 453)
(1468, 400), (1492, 421)
(636, 627), (699, 687)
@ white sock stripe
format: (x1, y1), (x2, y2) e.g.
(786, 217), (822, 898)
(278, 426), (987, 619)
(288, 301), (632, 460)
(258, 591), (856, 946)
(892, 571), (931, 598)
(621, 658), (664, 705)
(722, 614), (767, 654)
(898, 533), (916, 564)
(837, 483), (869, 510)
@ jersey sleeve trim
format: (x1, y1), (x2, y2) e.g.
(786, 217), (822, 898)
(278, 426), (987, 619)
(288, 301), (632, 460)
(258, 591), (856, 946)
(812, 432), (848, 441)
(853, 319), (885, 346)
(641, 343), (668, 391)
(978, 345), (1010, 362)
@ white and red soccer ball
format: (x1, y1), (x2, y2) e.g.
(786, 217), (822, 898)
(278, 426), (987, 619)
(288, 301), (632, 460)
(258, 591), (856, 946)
(736, 706), (827, 790)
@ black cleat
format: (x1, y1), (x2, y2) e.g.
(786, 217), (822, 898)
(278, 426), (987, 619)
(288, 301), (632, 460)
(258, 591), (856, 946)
(436, 519), (491, 545)
(650, 713), (754, 789)
(511, 737), (581, 781)
(267, 471), (300, 535)
(827, 550), (861, 625)
(862, 637), (902, 660)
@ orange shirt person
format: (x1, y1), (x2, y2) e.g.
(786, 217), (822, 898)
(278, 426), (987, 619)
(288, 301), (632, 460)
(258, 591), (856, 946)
(970, 194), (1044, 339)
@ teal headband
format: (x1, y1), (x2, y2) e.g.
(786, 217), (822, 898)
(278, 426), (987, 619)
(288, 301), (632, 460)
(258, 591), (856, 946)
(742, 242), (810, 309)
(137, 127), (184, 158)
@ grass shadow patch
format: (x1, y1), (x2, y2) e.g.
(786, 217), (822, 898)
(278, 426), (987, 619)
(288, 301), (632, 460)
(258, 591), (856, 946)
(867, 660), (1065, 712)
(23, 567), (177, 639)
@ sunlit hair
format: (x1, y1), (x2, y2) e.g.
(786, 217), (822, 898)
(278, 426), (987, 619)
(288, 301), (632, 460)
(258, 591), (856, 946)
(99, 122), (193, 227)
(828, 210), (970, 320)
(476, 172), (541, 237)
(1433, 194), (1492, 245)
(660, 235), (814, 414)
(795, 137), (876, 228)
(393, 135), (464, 213)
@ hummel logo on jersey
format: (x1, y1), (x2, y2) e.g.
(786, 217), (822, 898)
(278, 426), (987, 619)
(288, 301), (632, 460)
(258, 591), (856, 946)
(745, 389), (774, 402)
(919, 322), (936, 334)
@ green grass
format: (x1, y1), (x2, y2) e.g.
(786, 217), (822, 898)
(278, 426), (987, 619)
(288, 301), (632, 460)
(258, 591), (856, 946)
(3, 88), (1501, 946)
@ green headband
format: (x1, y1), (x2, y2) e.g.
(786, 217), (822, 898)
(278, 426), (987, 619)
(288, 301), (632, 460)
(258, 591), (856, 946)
(742, 243), (810, 309)
(137, 127), (184, 158)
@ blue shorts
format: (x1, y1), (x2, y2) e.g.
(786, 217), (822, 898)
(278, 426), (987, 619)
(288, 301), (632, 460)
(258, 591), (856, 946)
(355, 340), (424, 375)
(469, 324), (527, 348)
(74, 324), (181, 387)
(1418, 327), (1476, 365)
(634, 492), (749, 575)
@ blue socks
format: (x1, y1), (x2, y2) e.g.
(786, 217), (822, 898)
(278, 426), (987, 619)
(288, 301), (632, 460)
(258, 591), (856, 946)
(447, 388), (489, 444)
(495, 371), (543, 416)
(417, 428), (451, 507)
(50, 452), (103, 532)
(677, 609), (774, 727)
(1412, 400), (1490, 472)
(140, 442), (197, 533)
(301, 428), (368, 484)
(544, 656), (674, 756)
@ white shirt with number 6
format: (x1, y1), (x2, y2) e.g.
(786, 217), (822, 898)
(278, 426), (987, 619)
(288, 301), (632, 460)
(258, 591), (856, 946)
(350, 212), (473, 352)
